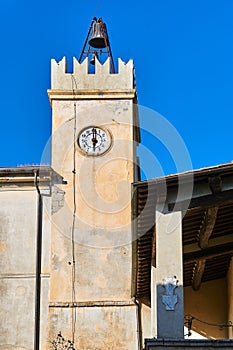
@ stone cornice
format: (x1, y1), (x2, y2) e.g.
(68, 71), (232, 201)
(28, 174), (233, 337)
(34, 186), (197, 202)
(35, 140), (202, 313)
(0, 166), (64, 186)
(47, 88), (136, 103)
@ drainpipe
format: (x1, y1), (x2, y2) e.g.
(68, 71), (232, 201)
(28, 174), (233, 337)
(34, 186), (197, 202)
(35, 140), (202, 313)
(132, 297), (143, 350)
(34, 170), (43, 350)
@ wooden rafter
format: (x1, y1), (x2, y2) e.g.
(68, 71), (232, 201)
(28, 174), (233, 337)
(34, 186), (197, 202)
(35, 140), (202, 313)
(192, 259), (206, 291)
(191, 177), (221, 290)
(184, 241), (233, 263)
(184, 233), (233, 255)
(192, 206), (219, 290)
(198, 206), (219, 249)
(168, 189), (233, 212)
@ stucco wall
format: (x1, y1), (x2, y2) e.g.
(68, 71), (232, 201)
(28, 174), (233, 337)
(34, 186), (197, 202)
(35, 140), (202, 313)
(141, 303), (152, 339)
(0, 189), (51, 350)
(48, 94), (138, 346)
(48, 304), (138, 349)
(50, 99), (135, 301)
(184, 278), (228, 339)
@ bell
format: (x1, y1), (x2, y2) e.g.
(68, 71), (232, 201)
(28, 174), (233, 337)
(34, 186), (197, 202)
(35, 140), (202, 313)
(89, 20), (107, 48)
(90, 52), (98, 65)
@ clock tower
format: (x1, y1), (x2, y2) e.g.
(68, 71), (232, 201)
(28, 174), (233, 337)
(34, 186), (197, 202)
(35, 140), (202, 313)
(46, 43), (140, 348)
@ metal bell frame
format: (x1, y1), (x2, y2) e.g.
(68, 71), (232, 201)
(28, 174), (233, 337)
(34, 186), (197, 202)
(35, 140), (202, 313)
(78, 17), (115, 73)
(90, 51), (98, 65)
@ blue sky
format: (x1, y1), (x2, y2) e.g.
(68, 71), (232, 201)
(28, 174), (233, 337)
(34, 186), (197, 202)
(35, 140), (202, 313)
(0, 0), (232, 179)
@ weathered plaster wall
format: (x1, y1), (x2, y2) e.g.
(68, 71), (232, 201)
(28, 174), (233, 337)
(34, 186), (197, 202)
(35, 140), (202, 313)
(50, 99), (135, 300)
(48, 305), (138, 349)
(0, 189), (51, 350)
(48, 99), (137, 346)
(51, 57), (134, 91)
(47, 58), (138, 348)
(141, 303), (152, 339)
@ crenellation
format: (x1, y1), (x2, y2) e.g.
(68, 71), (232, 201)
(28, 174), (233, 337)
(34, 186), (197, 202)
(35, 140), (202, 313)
(95, 57), (110, 75)
(51, 56), (134, 91)
(73, 56), (88, 77)
(118, 57), (133, 74)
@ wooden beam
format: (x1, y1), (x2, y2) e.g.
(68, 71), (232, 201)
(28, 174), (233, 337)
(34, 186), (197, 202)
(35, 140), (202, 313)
(199, 206), (218, 249)
(183, 241), (233, 263)
(191, 206), (218, 290)
(183, 233), (233, 255)
(192, 259), (206, 291)
(168, 189), (233, 212)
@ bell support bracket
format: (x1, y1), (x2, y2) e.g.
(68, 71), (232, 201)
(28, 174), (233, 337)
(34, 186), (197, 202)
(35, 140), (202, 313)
(78, 17), (115, 73)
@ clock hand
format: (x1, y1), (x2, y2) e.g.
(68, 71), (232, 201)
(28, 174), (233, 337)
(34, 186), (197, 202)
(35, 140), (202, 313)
(91, 128), (98, 151)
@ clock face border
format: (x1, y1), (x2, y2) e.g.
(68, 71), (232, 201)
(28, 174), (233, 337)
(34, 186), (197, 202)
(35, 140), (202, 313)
(77, 126), (112, 156)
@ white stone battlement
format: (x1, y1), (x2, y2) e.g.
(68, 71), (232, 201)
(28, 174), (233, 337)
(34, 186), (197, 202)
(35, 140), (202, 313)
(51, 57), (134, 91)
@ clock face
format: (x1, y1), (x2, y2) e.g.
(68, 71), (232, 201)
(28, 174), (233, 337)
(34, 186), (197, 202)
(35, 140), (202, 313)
(78, 126), (111, 155)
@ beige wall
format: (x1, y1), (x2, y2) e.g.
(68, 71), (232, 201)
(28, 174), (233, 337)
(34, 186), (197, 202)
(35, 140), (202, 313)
(50, 99), (136, 299)
(184, 278), (228, 339)
(0, 189), (51, 350)
(141, 303), (152, 339)
(48, 305), (138, 349)
(48, 95), (137, 350)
